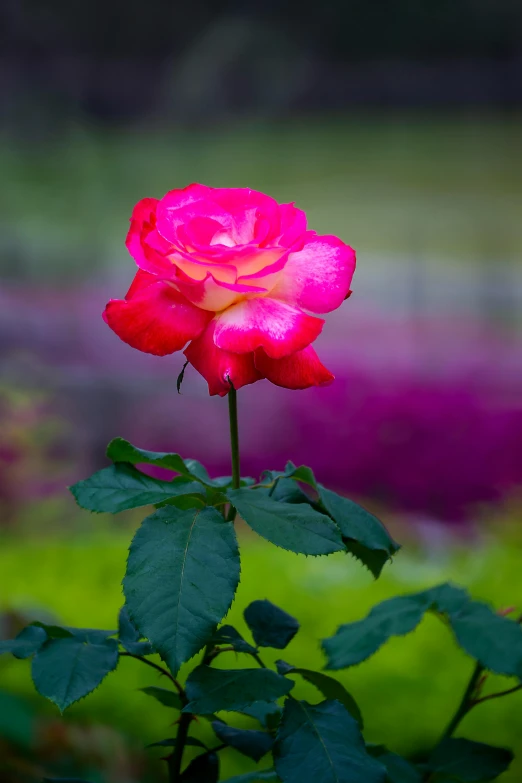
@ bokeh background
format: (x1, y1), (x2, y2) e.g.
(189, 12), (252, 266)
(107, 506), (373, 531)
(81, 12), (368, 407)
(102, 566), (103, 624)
(1, 1), (522, 780)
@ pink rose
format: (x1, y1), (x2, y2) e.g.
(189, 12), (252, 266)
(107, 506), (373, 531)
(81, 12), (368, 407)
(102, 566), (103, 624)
(103, 184), (355, 396)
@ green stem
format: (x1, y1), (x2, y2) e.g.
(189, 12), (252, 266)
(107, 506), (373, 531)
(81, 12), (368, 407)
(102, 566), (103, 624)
(167, 711), (192, 782)
(228, 384), (241, 491)
(474, 683), (522, 705)
(119, 652), (185, 698)
(440, 661), (484, 740)
(422, 662), (485, 782)
(168, 385), (241, 780)
(121, 653), (189, 781)
(252, 651), (268, 669)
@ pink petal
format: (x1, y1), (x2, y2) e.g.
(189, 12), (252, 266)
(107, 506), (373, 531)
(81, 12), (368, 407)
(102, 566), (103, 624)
(277, 202), (308, 247)
(179, 216), (226, 247)
(271, 234), (356, 314)
(126, 198), (175, 278)
(156, 185), (234, 246)
(157, 186), (285, 251)
(158, 184), (215, 217)
(126, 198), (158, 264)
(213, 297), (324, 359)
(184, 321), (262, 397)
(254, 346), (335, 390)
(103, 277), (212, 356)
(210, 187), (281, 245)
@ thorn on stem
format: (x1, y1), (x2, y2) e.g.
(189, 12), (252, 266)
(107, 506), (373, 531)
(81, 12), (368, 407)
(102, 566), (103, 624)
(177, 360), (189, 394)
(497, 606), (516, 617)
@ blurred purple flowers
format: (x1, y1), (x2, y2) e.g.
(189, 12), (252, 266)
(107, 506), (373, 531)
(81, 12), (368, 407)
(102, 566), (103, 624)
(2, 287), (521, 524)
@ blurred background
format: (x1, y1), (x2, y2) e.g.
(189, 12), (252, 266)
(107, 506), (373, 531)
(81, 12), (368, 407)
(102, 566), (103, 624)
(1, 1), (522, 780)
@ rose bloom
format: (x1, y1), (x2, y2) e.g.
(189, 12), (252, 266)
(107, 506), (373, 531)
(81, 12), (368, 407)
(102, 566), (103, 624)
(104, 184), (355, 396)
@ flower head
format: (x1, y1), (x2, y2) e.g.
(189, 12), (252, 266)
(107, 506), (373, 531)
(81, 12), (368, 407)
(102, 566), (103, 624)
(104, 184), (355, 395)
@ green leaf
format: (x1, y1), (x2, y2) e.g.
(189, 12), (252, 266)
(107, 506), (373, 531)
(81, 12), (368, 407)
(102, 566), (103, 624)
(275, 662), (363, 728)
(32, 636), (119, 712)
(107, 438), (234, 491)
(107, 438), (194, 476)
(367, 746), (422, 783)
(118, 606), (154, 656)
(211, 625), (257, 654)
(262, 463), (316, 493)
(70, 463), (205, 513)
(118, 604), (140, 643)
(180, 751), (219, 782)
(227, 489), (344, 556)
(140, 686), (183, 710)
(244, 601), (299, 650)
(274, 699), (386, 783)
(158, 494), (207, 512)
(322, 582), (522, 675)
(184, 666), (294, 714)
(428, 583), (471, 614)
(266, 465), (400, 576)
(427, 738), (513, 781)
(212, 720), (274, 761)
(240, 701), (283, 729)
(448, 600), (522, 678)
(124, 506), (240, 676)
(31, 624), (116, 644)
(184, 459), (214, 483)
(283, 463), (317, 489)
(30, 623), (74, 638)
(322, 593), (431, 670)
(0, 625), (47, 659)
(222, 772), (279, 783)
(269, 478), (311, 505)
(318, 487), (400, 578)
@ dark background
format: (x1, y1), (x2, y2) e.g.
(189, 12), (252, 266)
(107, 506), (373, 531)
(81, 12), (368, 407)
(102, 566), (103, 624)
(3, 0), (522, 131)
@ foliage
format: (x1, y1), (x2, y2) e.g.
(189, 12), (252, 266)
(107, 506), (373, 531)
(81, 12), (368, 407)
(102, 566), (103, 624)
(274, 699), (385, 783)
(2, 526), (522, 779)
(322, 583), (522, 674)
(2, 438), (522, 781)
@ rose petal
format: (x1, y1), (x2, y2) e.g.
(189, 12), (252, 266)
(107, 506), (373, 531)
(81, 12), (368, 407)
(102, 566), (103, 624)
(169, 252), (237, 285)
(126, 198), (158, 264)
(213, 297), (324, 359)
(184, 321), (262, 397)
(126, 198), (175, 278)
(254, 345), (335, 389)
(175, 274), (267, 312)
(277, 202), (308, 247)
(236, 247), (290, 282)
(124, 269), (157, 299)
(156, 185), (234, 245)
(270, 234), (356, 314)
(210, 188), (281, 245)
(103, 277), (212, 356)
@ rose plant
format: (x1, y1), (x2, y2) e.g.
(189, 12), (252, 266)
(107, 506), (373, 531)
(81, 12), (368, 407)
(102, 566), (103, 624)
(2, 185), (522, 783)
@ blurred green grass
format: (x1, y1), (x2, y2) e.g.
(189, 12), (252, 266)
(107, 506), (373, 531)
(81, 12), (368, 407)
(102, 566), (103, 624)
(2, 114), (522, 282)
(2, 514), (522, 780)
